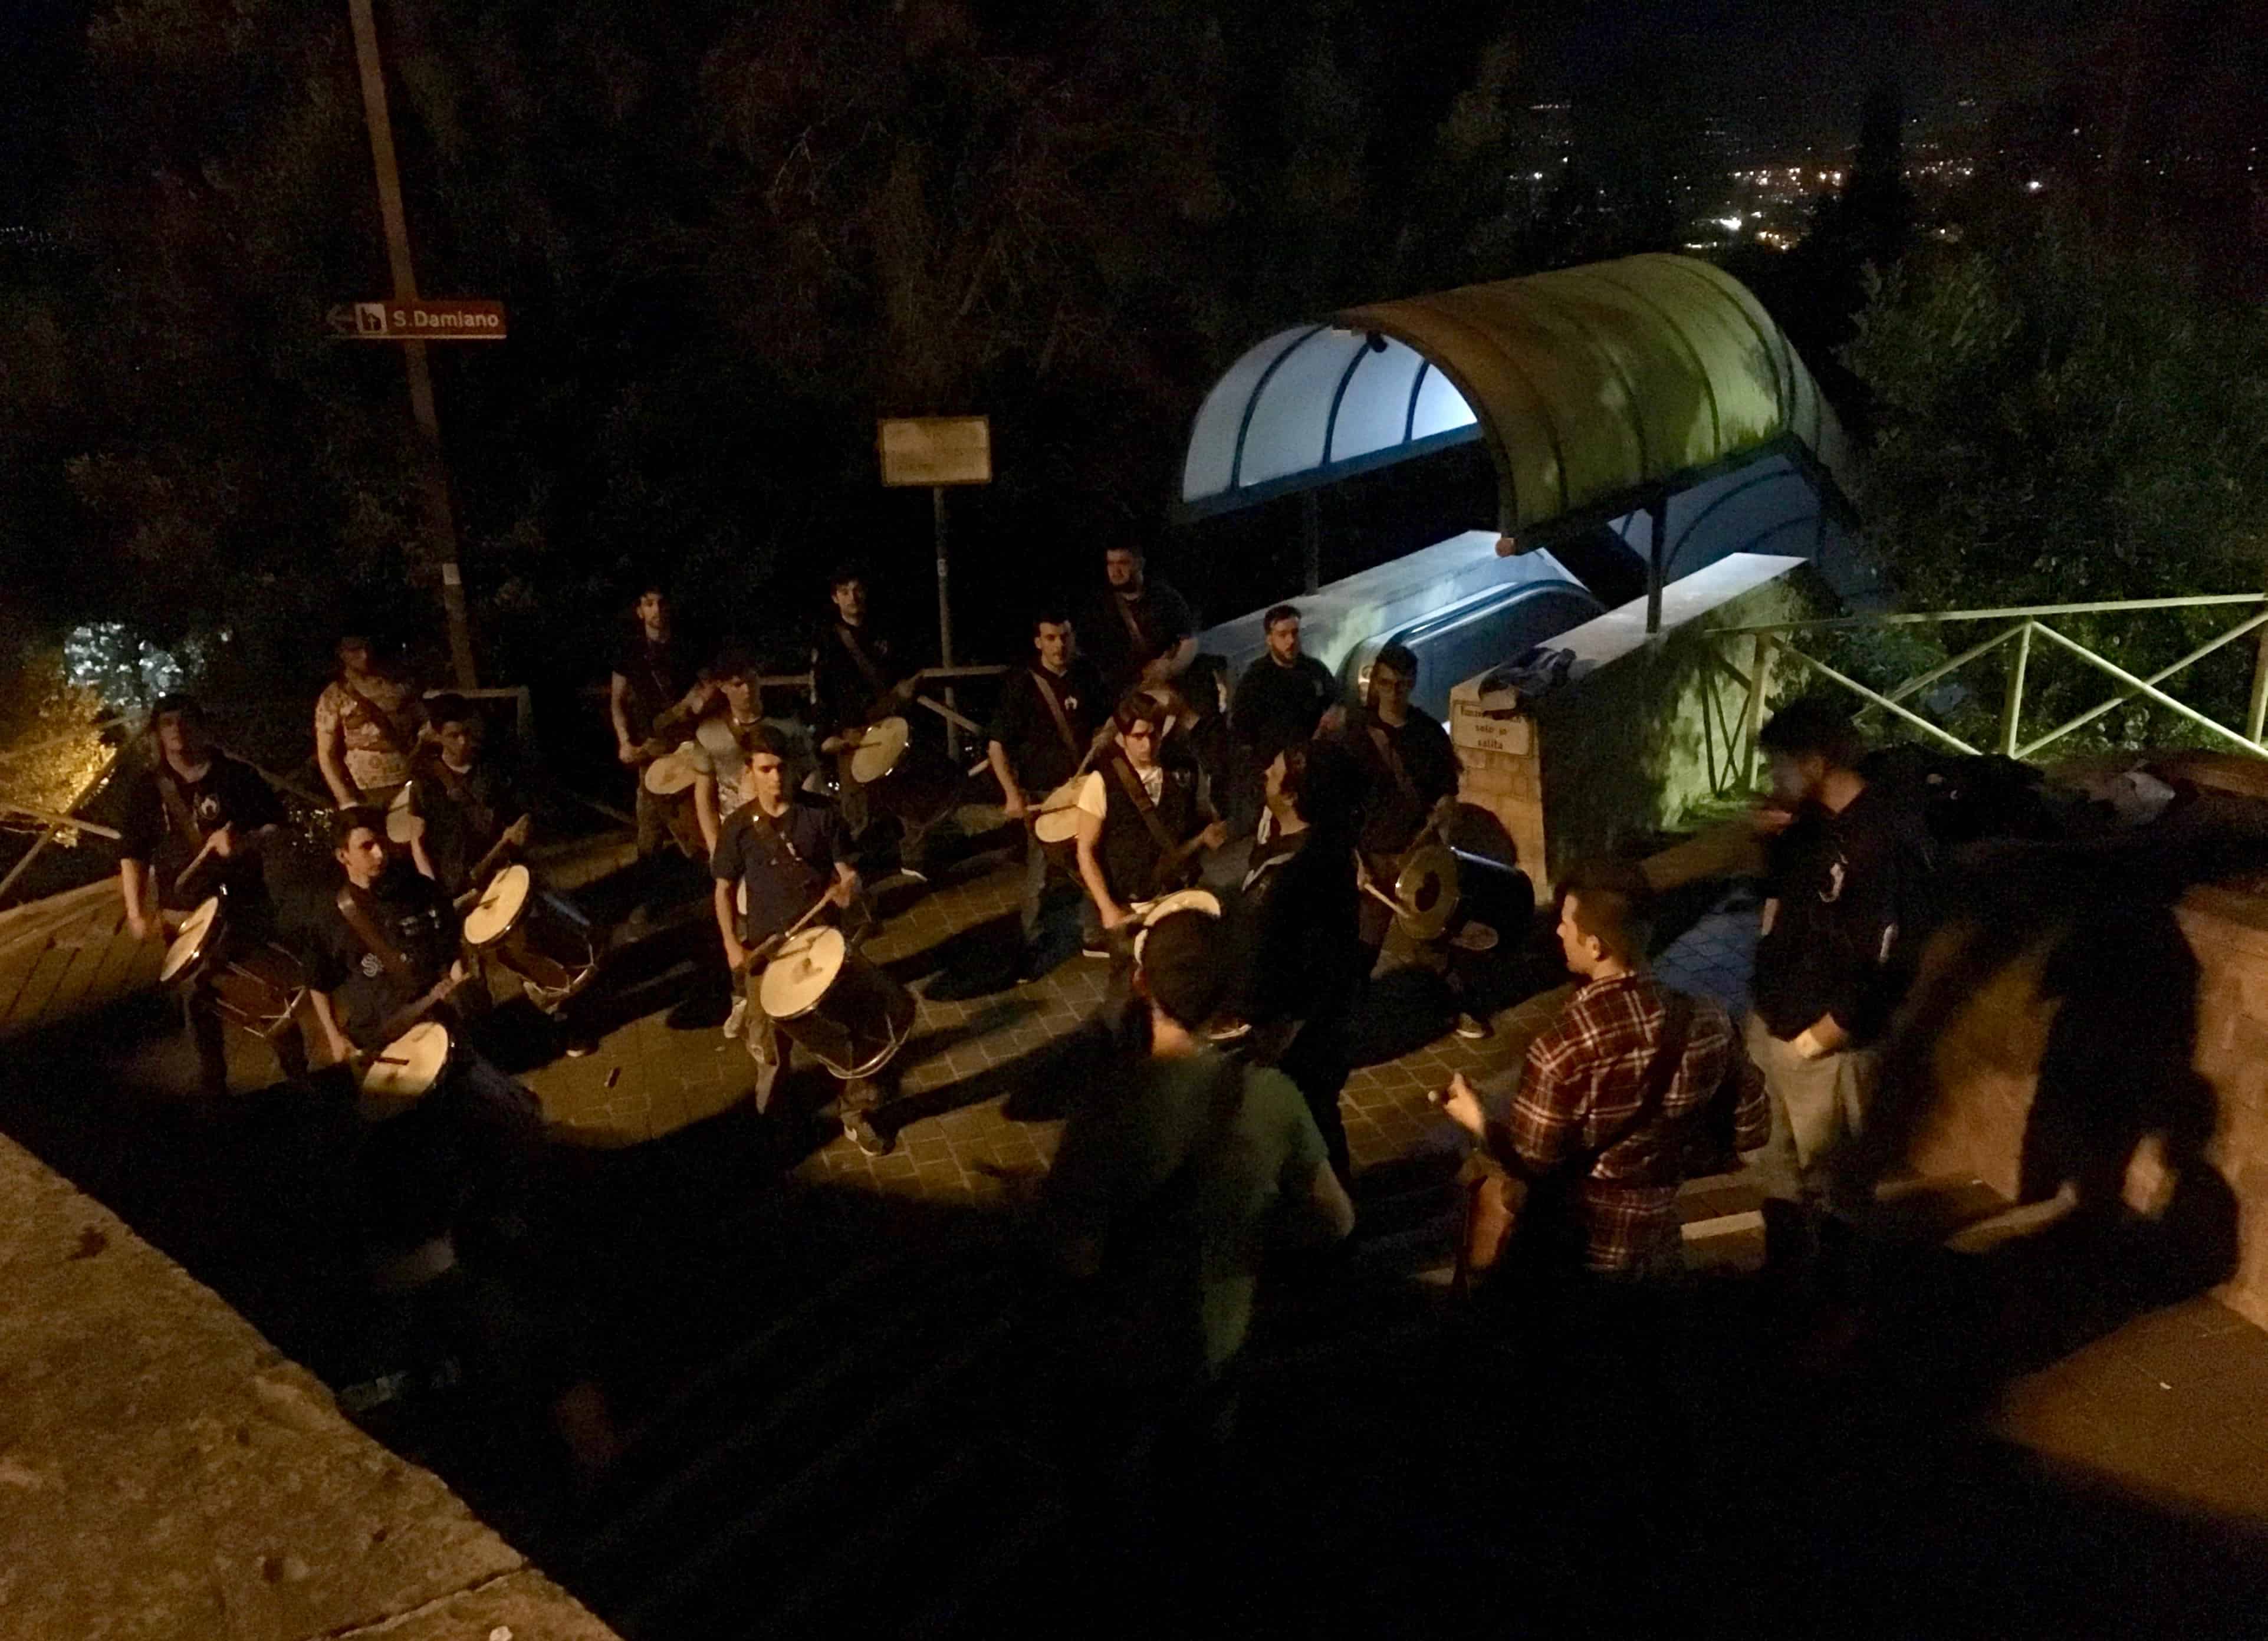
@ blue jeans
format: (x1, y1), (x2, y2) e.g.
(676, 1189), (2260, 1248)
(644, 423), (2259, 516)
(1020, 828), (1101, 950)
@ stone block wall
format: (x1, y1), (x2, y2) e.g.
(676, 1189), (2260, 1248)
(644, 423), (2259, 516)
(1448, 554), (1811, 893)
(1904, 884), (2268, 1331)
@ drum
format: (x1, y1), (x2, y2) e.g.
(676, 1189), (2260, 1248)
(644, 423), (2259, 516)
(385, 782), (423, 844)
(642, 742), (701, 795)
(851, 717), (962, 833)
(159, 895), (307, 1038)
(461, 863), (599, 1008)
(360, 1020), (452, 1120)
(759, 926), (916, 1081)
(1031, 778), (1087, 849)
(1385, 846), (1532, 946)
(1131, 887), (1220, 964)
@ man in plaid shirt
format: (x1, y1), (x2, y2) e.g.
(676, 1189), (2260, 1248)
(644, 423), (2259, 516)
(1441, 860), (1768, 1278)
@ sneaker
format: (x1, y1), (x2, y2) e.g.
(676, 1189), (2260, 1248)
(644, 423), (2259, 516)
(1452, 1011), (1494, 1041)
(1081, 943), (1110, 960)
(1204, 1016), (1253, 1043)
(1449, 921), (1500, 953)
(844, 1111), (895, 1157)
(895, 865), (929, 886)
(722, 995), (748, 1040)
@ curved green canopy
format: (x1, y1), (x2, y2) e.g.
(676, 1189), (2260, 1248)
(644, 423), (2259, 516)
(1180, 254), (1849, 538)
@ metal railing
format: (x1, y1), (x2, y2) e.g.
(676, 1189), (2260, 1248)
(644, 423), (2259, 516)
(1710, 593), (2268, 784)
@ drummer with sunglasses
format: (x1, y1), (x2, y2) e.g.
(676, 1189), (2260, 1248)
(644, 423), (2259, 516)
(710, 726), (895, 1156)
(119, 692), (305, 1109)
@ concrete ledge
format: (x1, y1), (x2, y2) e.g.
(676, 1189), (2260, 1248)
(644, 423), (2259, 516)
(0, 1131), (618, 1641)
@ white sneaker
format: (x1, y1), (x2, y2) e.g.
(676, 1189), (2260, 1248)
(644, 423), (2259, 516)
(722, 996), (749, 1040)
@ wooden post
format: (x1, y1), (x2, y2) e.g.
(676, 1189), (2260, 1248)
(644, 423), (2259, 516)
(347, 0), (478, 690)
(933, 485), (958, 759)
(2000, 620), (2033, 757)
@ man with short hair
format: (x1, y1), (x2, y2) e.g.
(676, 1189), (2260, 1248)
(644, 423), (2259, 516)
(687, 648), (773, 857)
(988, 609), (1109, 975)
(1230, 604), (1338, 774)
(1085, 544), (1198, 700)
(610, 586), (712, 861)
(118, 693), (302, 1104)
(1334, 642), (1488, 1040)
(1040, 907), (1355, 1560)
(1073, 692), (1227, 964)
(315, 634), (425, 810)
(1746, 696), (1931, 1251)
(407, 695), (531, 902)
(708, 725), (886, 1150)
(1440, 860), (1768, 1280)
(1238, 740), (1363, 1179)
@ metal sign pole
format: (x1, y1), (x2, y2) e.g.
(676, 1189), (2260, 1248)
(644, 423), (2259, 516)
(934, 485), (957, 759)
(347, 0), (478, 690)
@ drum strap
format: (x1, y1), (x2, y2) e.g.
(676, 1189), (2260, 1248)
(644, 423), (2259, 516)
(1029, 667), (1082, 757)
(336, 680), (416, 757)
(154, 771), (203, 849)
(834, 624), (891, 700)
(747, 806), (826, 900)
(1367, 721), (1421, 804)
(1108, 753), (1181, 857)
(1112, 591), (1150, 655)
(334, 886), (418, 982)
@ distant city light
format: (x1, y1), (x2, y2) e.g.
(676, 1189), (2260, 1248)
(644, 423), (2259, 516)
(1717, 215), (1744, 232)
(2025, 179), (2045, 193)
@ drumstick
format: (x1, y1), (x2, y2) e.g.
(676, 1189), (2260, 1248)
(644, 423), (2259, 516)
(913, 693), (986, 736)
(737, 884), (841, 976)
(170, 829), (228, 896)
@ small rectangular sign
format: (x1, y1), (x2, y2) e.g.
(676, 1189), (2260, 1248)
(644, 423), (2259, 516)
(878, 416), (992, 487)
(333, 298), (507, 341)
(1452, 702), (1532, 757)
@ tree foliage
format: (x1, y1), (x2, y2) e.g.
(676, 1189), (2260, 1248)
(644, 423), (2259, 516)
(1843, 215), (2268, 751)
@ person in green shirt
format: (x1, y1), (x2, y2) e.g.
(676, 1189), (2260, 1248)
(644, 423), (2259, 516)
(1043, 907), (1355, 1382)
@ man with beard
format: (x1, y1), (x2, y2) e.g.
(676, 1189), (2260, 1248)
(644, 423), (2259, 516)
(1084, 544), (1197, 701)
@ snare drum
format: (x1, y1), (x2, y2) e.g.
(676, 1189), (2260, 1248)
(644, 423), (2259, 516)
(850, 717), (961, 834)
(385, 782), (423, 844)
(1031, 778), (1086, 854)
(758, 926), (915, 1081)
(159, 895), (307, 1038)
(462, 863), (599, 1009)
(1130, 887), (1221, 964)
(642, 742), (701, 796)
(359, 1020), (452, 1120)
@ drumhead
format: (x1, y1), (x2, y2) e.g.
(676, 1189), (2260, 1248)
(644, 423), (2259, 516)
(1132, 888), (1221, 966)
(462, 862), (531, 947)
(159, 897), (222, 982)
(849, 717), (910, 785)
(361, 1020), (451, 1100)
(1031, 778), (1084, 844)
(760, 925), (846, 1019)
(643, 745), (700, 795)
(385, 782), (423, 843)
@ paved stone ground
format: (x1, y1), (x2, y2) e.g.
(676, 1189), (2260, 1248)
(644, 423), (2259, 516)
(522, 838), (1511, 1201)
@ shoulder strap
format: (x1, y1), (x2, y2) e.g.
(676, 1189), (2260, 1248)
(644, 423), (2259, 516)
(1366, 721), (1420, 803)
(1112, 592), (1149, 652)
(153, 771), (202, 847)
(336, 680), (415, 756)
(1590, 989), (1696, 1168)
(1107, 752), (1179, 856)
(334, 884), (417, 981)
(744, 803), (827, 897)
(834, 624), (889, 696)
(1028, 667), (1081, 755)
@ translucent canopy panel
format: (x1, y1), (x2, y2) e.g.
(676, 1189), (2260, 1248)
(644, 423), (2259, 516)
(1179, 327), (1477, 505)
(1180, 254), (1849, 537)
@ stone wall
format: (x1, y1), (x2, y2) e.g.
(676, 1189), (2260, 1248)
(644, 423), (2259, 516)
(1449, 552), (1811, 892)
(0, 1132), (620, 1641)
(1904, 883), (2268, 1331)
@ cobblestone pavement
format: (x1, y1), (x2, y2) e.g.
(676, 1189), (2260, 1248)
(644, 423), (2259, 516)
(525, 840), (1516, 1202)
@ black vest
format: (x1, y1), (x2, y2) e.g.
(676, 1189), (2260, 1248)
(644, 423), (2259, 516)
(1099, 756), (1198, 902)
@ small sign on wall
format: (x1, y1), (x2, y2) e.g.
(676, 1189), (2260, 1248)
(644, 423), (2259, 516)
(1452, 708), (1532, 757)
(877, 416), (992, 487)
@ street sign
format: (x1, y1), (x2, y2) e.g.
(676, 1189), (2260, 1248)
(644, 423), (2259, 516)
(328, 298), (507, 341)
(877, 416), (991, 487)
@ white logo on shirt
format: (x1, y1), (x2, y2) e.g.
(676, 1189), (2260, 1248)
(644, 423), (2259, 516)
(1820, 857), (1846, 904)
(360, 953), (385, 978)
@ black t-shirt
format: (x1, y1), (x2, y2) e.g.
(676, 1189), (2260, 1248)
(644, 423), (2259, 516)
(411, 752), (527, 897)
(1084, 578), (1195, 697)
(711, 794), (846, 943)
(117, 752), (287, 910)
(1751, 780), (1928, 1045)
(811, 619), (909, 739)
(1240, 828), (1360, 1024)
(306, 864), (460, 1051)
(987, 660), (1106, 795)
(612, 632), (689, 743)
(1230, 652), (1339, 762)
(1345, 708), (1459, 857)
